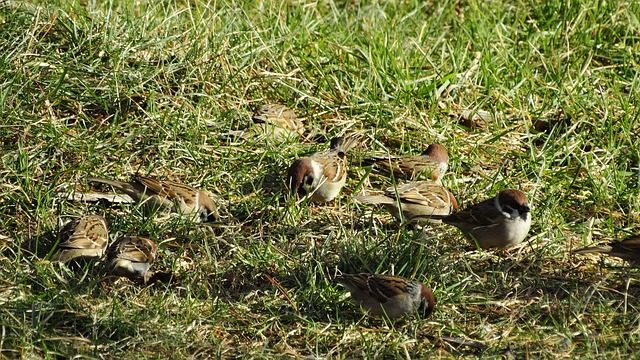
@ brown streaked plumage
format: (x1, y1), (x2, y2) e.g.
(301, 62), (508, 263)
(252, 104), (304, 141)
(355, 181), (458, 224)
(53, 215), (109, 263)
(87, 176), (218, 222)
(335, 273), (435, 318)
(573, 236), (640, 266)
(106, 236), (157, 281)
(363, 144), (449, 182)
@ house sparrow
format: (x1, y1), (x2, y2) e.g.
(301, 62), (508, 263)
(441, 189), (531, 249)
(335, 273), (435, 318)
(87, 176), (218, 222)
(362, 144), (449, 182)
(573, 236), (640, 266)
(252, 104), (304, 141)
(287, 135), (360, 202)
(52, 215), (109, 263)
(354, 181), (458, 224)
(106, 236), (157, 281)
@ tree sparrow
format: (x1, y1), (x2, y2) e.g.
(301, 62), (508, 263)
(573, 236), (640, 266)
(87, 176), (218, 222)
(286, 135), (360, 202)
(252, 104), (304, 141)
(354, 181), (458, 224)
(53, 215), (109, 263)
(363, 144), (449, 182)
(442, 189), (531, 249)
(335, 273), (435, 318)
(106, 236), (157, 281)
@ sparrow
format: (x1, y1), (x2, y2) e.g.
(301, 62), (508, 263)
(52, 215), (109, 263)
(106, 236), (157, 281)
(573, 236), (640, 266)
(354, 181), (458, 224)
(335, 273), (435, 318)
(87, 175), (218, 222)
(252, 104), (304, 141)
(441, 189), (531, 249)
(286, 135), (360, 202)
(362, 144), (449, 182)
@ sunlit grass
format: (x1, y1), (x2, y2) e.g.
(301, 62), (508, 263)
(1, 0), (639, 357)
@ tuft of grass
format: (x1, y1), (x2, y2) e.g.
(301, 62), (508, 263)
(1, 0), (640, 357)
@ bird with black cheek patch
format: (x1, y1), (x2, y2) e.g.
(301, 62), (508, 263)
(286, 135), (360, 202)
(335, 273), (436, 318)
(441, 189), (531, 249)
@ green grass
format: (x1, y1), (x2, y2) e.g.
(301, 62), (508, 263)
(1, 0), (640, 357)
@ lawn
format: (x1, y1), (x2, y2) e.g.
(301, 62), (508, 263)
(1, 0), (639, 358)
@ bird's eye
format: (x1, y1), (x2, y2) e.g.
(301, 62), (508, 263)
(337, 151), (346, 159)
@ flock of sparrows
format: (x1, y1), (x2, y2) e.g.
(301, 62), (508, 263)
(53, 175), (219, 282)
(51, 103), (640, 319)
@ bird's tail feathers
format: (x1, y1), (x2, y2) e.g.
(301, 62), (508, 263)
(87, 177), (135, 193)
(572, 245), (613, 255)
(353, 194), (394, 205)
(330, 133), (362, 152)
